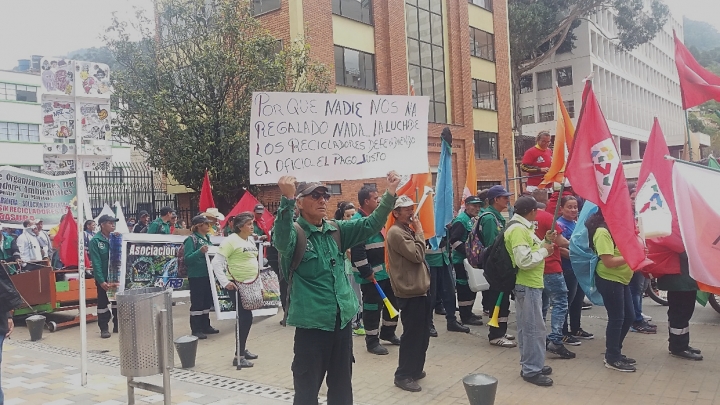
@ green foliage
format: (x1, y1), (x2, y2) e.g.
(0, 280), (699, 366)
(67, 47), (118, 71)
(682, 17), (720, 52)
(688, 114), (706, 133)
(105, 0), (331, 209)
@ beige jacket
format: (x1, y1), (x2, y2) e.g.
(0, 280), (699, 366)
(386, 223), (430, 298)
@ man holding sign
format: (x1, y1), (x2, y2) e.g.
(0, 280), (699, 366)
(275, 172), (399, 405)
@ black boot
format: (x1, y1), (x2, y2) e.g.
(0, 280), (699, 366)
(202, 314), (219, 334)
(447, 320), (470, 333)
(190, 316), (207, 339)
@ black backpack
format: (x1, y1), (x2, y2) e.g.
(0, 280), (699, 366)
(482, 220), (522, 292)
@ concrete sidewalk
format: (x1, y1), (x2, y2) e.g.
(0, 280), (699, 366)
(5, 297), (720, 405)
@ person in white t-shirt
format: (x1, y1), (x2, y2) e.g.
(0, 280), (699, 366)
(211, 212), (259, 369)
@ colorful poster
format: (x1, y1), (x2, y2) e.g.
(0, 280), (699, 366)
(43, 155), (76, 173)
(78, 102), (111, 140)
(0, 166), (76, 226)
(79, 156), (112, 172)
(40, 57), (75, 96)
(75, 61), (111, 98)
(42, 99), (75, 139)
(118, 234), (226, 298)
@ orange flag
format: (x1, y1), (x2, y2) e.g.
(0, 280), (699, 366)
(463, 148), (477, 200)
(539, 86), (575, 188)
(384, 173), (436, 269)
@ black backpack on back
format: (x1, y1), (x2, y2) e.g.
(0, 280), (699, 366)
(482, 220), (522, 292)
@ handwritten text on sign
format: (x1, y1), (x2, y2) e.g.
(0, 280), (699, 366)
(250, 92), (430, 184)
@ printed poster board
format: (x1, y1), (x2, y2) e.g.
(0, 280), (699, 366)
(249, 92), (430, 184)
(74, 61), (111, 98)
(40, 57), (75, 96)
(0, 166), (76, 226)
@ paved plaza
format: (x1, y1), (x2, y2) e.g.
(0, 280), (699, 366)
(4, 298), (720, 405)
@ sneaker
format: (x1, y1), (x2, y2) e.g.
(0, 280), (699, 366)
(547, 342), (576, 359)
(620, 355), (636, 365)
(353, 327), (366, 336)
(688, 346), (702, 355)
(100, 330), (111, 339)
(630, 322), (657, 334)
(489, 337), (517, 348)
(641, 313), (652, 322)
(670, 350), (703, 361)
(394, 378), (421, 392)
(233, 357), (254, 369)
(504, 334), (516, 340)
(429, 326), (438, 337)
(604, 359), (636, 372)
(571, 329), (594, 340)
(562, 335), (582, 346)
(522, 373), (553, 386)
(582, 299), (593, 310)
(243, 349), (258, 360)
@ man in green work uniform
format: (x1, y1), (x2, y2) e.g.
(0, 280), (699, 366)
(0, 225), (19, 274)
(90, 215), (120, 338)
(147, 207), (174, 235)
(351, 185), (401, 355)
(426, 237), (469, 334)
(449, 195), (485, 326)
(185, 215), (218, 339)
(253, 204), (269, 241)
(274, 172), (399, 405)
(479, 185), (516, 347)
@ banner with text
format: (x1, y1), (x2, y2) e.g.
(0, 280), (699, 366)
(250, 92), (430, 184)
(0, 166), (76, 226)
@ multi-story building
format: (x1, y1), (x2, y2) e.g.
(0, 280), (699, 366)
(0, 68), (132, 172)
(247, 0), (516, 208)
(518, 9), (710, 165)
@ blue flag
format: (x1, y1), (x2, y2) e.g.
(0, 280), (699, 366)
(569, 201), (604, 306)
(430, 138), (453, 250)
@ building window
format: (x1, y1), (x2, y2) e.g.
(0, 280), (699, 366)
(470, 28), (494, 61)
(332, 0), (373, 25)
(474, 131), (499, 160)
(251, 0), (281, 16)
(0, 83), (38, 103)
(537, 71), (552, 90)
(563, 100), (575, 118)
(538, 103), (554, 122)
(334, 46), (376, 91)
(472, 79), (496, 110)
(519, 75), (533, 94)
(327, 183), (342, 195)
(557, 67), (573, 87)
(468, 0), (493, 12)
(406, 0), (447, 123)
(521, 107), (535, 125)
(363, 183), (376, 188)
(477, 180), (501, 190)
(0, 122), (40, 142)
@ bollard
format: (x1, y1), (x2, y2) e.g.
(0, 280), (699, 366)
(26, 315), (47, 342)
(174, 335), (198, 368)
(463, 373), (498, 405)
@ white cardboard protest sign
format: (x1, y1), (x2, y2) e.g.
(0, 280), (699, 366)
(249, 92), (430, 184)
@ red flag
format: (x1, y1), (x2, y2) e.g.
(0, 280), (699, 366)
(222, 191), (274, 234)
(566, 81), (651, 270)
(199, 170), (215, 212)
(57, 207), (79, 267)
(674, 30), (720, 110)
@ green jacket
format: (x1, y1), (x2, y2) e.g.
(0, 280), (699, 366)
(0, 235), (15, 261)
(426, 241), (449, 267)
(349, 210), (389, 284)
(480, 205), (506, 246)
(253, 222), (266, 237)
(90, 232), (110, 283)
(450, 212), (473, 264)
(147, 217), (170, 235)
(183, 232), (213, 278)
(275, 191), (397, 331)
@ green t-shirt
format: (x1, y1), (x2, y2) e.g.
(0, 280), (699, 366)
(218, 234), (259, 282)
(593, 227), (633, 285)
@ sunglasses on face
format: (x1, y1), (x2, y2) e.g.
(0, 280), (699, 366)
(309, 191), (331, 201)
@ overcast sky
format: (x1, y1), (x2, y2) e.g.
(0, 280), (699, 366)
(0, 0), (718, 71)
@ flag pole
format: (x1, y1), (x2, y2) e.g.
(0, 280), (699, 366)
(684, 110), (694, 161)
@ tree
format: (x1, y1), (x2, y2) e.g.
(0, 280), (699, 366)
(105, 0), (331, 211)
(509, 0), (669, 134)
(67, 47), (118, 71)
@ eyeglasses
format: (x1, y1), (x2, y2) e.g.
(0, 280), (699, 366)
(309, 191), (331, 201)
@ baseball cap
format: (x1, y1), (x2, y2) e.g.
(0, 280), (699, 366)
(254, 204), (265, 213)
(464, 195), (483, 205)
(98, 215), (120, 225)
(487, 185), (512, 200)
(514, 196), (538, 215)
(296, 182), (328, 197)
(393, 195), (417, 210)
(191, 215), (212, 225)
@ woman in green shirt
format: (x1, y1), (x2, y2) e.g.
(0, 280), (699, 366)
(587, 210), (637, 373)
(211, 213), (260, 369)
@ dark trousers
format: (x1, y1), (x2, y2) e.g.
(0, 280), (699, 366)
(485, 289), (511, 340)
(562, 267), (585, 334)
(189, 276), (214, 332)
(271, 265), (288, 313)
(235, 291), (253, 355)
(395, 295), (431, 380)
(292, 315), (353, 405)
(667, 290), (696, 353)
(595, 273), (634, 362)
(96, 281), (117, 332)
(360, 279), (398, 348)
(429, 264), (458, 323)
(454, 262), (477, 321)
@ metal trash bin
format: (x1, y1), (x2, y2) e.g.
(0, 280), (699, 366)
(463, 373), (498, 405)
(117, 287), (174, 377)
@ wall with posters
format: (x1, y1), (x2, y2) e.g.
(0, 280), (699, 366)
(0, 166), (75, 226)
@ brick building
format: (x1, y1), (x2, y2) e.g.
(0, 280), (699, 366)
(251, 0), (517, 211)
